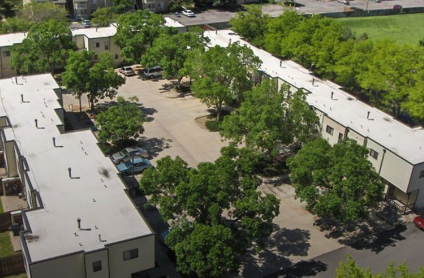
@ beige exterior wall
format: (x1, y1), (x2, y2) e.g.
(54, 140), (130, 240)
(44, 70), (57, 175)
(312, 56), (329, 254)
(5, 141), (18, 177)
(379, 149), (413, 193)
(347, 128), (365, 146)
(73, 35), (86, 50)
(30, 252), (85, 278)
(0, 46), (18, 78)
(0, 117), (9, 128)
(107, 235), (155, 278)
(365, 138), (385, 172)
(321, 116), (346, 146)
(142, 0), (169, 12)
(85, 249), (110, 278)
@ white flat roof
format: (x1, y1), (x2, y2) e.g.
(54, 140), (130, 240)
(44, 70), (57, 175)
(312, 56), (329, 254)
(206, 30), (424, 165)
(164, 17), (185, 28)
(0, 74), (152, 263)
(72, 25), (117, 38)
(0, 32), (26, 48)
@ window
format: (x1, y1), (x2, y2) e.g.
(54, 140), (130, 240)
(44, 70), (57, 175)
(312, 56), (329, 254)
(123, 248), (138, 261)
(3, 51), (10, 57)
(105, 42), (109, 50)
(369, 149), (379, 160)
(338, 133), (343, 143)
(325, 125), (334, 135)
(115, 54), (119, 59)
(95, 42), (100, 48)
(92, 261), (102, 272)
(419, 170), (424, 179)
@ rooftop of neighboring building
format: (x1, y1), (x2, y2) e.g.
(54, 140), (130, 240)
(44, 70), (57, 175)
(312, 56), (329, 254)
(0, 74), (153, 263)
(0, 32), (26, 48)
(206, 30), (424, 165)
(71, 24), (118, 38)
(164, 16), (185, 28)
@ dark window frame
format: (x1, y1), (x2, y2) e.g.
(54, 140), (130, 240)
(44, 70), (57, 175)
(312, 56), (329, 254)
(123, 248), (138, 261)
(92, 260), (102, 272)
(325, 125), (334, 135)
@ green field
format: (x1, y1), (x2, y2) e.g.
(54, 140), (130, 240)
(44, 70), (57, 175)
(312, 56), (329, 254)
(337, 13), (424, 45)
(0, 231), (14, 257)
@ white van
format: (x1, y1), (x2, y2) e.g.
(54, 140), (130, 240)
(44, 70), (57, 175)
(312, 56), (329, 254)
(143, 66), (163, 79)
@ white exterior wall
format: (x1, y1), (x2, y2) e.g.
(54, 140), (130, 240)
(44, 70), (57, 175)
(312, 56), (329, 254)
(365, 138), (385, 172)
(5, 141), (17, 177)
(85, 249), (110, 278)
(321, 116), (346, 146)
(347, 128), (365, 146)
(107, 235), (155, 278)
(379, 150), (413, 193)
(30, 252), (86, 278)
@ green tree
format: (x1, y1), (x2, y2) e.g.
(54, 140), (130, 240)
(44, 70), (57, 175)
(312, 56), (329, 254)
(11, 19), (76, 74)
(336, 255), (424, 278)
(190, 43), (261, 120)
(62, 51), (125, 113)
(169, 0), (193, 11)
(96, 97), (144, 146)
(91, 7), (116, 27)
(287, 139), (384, 222)
(142, 28), (209, 88)
(113, 0), (133, 14)
(166, 223), (239, 278)
(114, 10), (167, 64)
(0, 0), (20, 18)
(0, 17), (32, 34)
(140, 153), (280, 276)
(229, 5), (270, 47)
(220, 81), (319, 158)
(18, 2), (68, 25)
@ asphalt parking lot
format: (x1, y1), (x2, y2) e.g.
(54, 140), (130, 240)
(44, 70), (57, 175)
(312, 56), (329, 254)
(63, 75), (343, 277)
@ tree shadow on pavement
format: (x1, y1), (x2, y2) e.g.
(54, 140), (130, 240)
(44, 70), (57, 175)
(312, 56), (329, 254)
(138, 136), (172, 158)
(344, 224), (407, 254)
(263, 260), (328, 278)
(240, 226), (311, 277)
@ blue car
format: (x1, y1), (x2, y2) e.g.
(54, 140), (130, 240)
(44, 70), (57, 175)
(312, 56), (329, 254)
(116, 157), (152, 175)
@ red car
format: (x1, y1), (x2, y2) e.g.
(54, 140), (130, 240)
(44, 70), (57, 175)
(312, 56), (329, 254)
(414, 215), (424, 230)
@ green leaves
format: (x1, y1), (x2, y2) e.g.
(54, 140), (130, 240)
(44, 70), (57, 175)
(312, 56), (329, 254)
(288, 139), (384, 222)
(96, 97), (144, 146)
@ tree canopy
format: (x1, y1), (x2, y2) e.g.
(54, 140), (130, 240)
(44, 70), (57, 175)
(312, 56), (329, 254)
(96, 97), (144, 146)
(190, 42), (262, 120)
(142, 28), (209, 88)
(62, 50), (125, 112)
(287, 139), (384, 222)
(230, 10), (424, 122)
(114, 10), (167, 64)
(140, 148), (280, 277)
(220, 80), (319, 158)
(11, 19), (76, 74)
(91, 7), (117, 27)
(336, 255), (424, 278)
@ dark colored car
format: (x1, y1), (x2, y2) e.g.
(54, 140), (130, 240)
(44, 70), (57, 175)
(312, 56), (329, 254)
(414, 214), (424, 230)
(393, 4), (402, 9)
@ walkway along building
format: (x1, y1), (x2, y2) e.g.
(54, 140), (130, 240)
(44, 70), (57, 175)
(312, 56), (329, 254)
(206, 30), (424, 213)
(0, 74), (155, 278)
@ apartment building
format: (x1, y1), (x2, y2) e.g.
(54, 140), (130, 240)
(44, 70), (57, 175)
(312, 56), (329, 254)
(140, 0), (169, 13)
(72, 25), (123, 66)
(0, 32), (26, 79)
(206, 30), (424, 212)
(0, 74), (155, 278)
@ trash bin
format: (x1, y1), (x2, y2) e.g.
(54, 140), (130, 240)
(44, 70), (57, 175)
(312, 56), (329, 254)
(10, 223), (21, 236)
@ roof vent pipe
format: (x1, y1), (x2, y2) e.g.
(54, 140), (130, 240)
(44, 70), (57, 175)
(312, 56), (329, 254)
(331, 92), (334, 99)
(52, 137), (56, 147)
(77, 218), (81, 229)
(21, 94), (24, 103)
(34, 119), (38, 128)
(367, 111), (370, 119)
(68, 167), (72, 178)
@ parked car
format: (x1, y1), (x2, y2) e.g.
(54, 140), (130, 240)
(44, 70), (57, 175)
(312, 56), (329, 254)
(393, 4), (402, 9)
(338, 0), (350, 5)
(143, 66), (163, 79)
(174, 11), (181, 17)
(182, 10), (195, 17)
(414, 214), (424, 230)
(370, 0), (380, 3)
(119, 66), (136, 76)
(82, 19), (91, 28)
(116, 157), (152, 175)
(111, 147), (149, 164)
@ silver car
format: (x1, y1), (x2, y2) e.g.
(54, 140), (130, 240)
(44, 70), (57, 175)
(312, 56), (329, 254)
(111, 147), (149, 164)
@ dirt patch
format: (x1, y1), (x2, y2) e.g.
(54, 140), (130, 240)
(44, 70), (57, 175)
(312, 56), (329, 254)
(195, 115), (209, 130)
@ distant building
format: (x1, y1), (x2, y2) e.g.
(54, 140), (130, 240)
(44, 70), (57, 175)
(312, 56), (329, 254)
(0, 74), (155, 278)
(207, 30), (424, 213)
(139, 0), (169, 13)
(0, 32), (26, 79)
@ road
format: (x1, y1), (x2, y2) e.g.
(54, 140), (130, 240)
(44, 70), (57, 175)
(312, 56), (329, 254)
(271, 223), (424, 278)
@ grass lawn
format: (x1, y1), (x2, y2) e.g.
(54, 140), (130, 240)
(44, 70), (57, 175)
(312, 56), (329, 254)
(0, 197), (3, 213)
(337, 14), (424, 45)
(0, 231), (14, 258)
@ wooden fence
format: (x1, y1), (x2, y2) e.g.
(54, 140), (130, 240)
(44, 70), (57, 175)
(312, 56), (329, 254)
(0, 211), (12, 232)
(0, 253), (25, 276)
